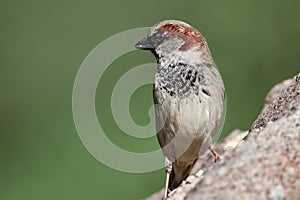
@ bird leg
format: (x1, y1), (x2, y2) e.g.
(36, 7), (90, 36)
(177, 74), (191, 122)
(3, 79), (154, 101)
(163, 158), (172, 199)
(209, 146), (220, 162)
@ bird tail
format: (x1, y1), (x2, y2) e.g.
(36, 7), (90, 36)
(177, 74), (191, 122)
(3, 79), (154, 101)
(169, 159), (198, 190)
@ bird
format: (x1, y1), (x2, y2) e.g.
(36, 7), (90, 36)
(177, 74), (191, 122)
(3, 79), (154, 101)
(135, 20), (225, 199)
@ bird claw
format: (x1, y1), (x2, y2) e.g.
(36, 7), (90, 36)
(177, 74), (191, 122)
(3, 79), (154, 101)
(209, 146), (220, 162)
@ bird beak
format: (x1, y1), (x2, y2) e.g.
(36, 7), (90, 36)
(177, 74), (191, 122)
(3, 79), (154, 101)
(135, 32), (166, 50)
(135, 37), (153, 49)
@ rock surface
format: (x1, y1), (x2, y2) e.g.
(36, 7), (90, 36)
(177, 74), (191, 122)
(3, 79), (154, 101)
(148, 73), (300, 200)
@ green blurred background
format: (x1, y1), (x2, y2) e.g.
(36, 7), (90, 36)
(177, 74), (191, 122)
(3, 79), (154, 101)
(1, 0), (299, 199)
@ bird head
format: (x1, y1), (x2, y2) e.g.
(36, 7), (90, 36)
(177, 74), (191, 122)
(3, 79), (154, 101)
(135, 20), (212, 64)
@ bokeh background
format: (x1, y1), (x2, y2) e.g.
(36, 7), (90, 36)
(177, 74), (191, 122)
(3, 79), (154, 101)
(1, 1), (299, 199)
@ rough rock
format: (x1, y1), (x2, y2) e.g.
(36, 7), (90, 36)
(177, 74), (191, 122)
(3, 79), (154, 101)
(148, 73), (300, 200)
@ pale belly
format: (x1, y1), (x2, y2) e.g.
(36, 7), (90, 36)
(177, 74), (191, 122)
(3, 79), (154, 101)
(154, 91), (220, 162)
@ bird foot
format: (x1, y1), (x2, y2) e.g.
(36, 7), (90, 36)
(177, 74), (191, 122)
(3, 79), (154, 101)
(209, 146), (220, 162)
(163, 157), (172, 199)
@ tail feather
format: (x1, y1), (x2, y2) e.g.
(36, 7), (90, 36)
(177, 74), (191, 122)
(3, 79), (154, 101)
(168, 159), (198, 190)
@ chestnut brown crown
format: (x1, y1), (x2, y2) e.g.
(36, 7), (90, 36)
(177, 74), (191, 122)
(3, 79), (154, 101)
(135, 20), (211, 62)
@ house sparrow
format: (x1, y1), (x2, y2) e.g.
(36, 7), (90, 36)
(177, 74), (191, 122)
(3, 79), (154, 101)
(135, 20), (225, 199)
